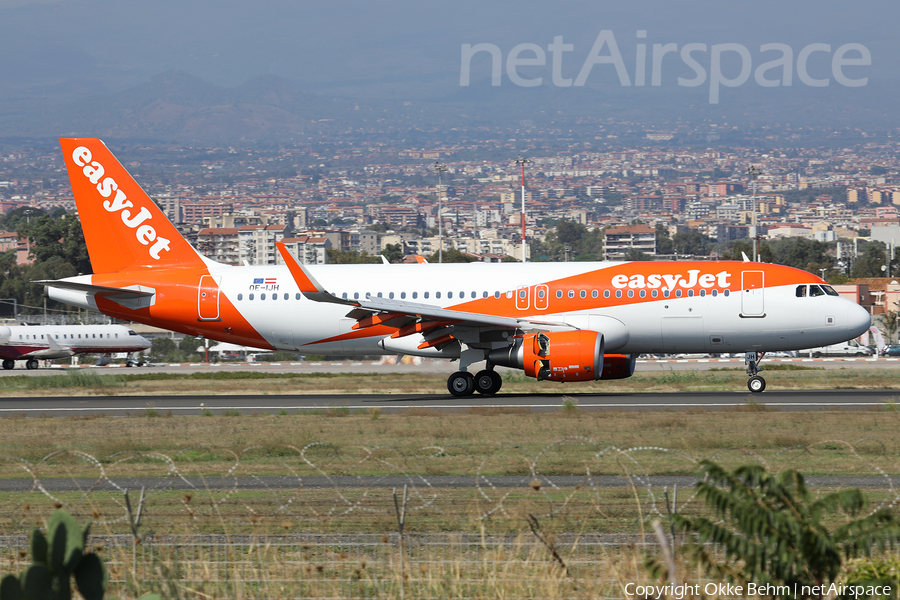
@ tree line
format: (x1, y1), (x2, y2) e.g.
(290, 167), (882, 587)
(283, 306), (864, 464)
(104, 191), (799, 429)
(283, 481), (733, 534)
(0, 207), (90, 318)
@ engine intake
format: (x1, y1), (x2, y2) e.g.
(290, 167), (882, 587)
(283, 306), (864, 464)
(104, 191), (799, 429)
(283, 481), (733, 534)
(490, 330), (604, 382)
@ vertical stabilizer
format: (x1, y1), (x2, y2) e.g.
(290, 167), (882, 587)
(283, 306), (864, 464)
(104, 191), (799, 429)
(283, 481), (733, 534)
(60, 138), (204, 274)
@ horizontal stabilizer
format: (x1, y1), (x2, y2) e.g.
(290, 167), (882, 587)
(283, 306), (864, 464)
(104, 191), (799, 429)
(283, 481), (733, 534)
(35, 280), (155, 299)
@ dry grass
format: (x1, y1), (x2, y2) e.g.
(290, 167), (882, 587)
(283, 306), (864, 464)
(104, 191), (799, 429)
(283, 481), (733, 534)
(0, 409), (899, 479)
(0, 367), (898, 396)
(0, 531), (679, 600)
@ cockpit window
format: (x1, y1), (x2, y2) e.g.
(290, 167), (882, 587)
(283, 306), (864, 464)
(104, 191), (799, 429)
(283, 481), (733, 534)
(809, 285), (825, 297)
(128, 330), (138, 336)
(822, 285), (839, 296)
(796, 285), (807, 297)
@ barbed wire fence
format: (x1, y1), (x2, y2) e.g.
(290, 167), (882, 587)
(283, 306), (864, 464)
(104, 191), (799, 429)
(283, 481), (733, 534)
(0, 437), (896, 599)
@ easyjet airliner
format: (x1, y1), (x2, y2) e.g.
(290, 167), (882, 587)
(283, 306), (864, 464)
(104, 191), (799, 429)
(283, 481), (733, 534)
(41, 139), (870, 394)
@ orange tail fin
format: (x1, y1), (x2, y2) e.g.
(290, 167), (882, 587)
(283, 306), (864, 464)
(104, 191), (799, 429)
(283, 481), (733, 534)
(60, 138), (205, 274)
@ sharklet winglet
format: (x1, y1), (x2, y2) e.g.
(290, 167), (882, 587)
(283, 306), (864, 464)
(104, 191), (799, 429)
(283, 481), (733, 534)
(275, 242), (357, 306)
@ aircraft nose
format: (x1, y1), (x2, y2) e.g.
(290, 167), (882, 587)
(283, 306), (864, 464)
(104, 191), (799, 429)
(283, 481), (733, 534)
(847, 303), (871, 338)
(140, 336), (152, 349)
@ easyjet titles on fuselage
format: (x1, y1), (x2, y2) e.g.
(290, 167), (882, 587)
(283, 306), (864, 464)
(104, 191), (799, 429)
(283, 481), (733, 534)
(71, 146), (172, 261)
(610, 269), (731, 290)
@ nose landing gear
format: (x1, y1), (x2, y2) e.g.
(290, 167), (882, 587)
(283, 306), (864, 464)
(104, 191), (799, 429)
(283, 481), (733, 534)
(745, 351), (766, 393)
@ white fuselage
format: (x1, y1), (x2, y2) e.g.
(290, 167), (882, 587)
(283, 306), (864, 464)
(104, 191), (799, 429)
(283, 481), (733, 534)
(191, 261), (870, 356)
(0, 324), (152, 361)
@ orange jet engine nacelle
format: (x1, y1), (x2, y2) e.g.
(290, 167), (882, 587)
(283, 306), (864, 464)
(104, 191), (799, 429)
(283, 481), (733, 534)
(490, 330), (604, 382)
(598, 353), (638, 380)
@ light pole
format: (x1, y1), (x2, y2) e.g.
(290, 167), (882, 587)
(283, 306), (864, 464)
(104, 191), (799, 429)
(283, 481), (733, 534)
(432, 162), (448, 263)
(748, 166), (761, 262)
(515, 156), (532, 262)
(819, 268), (827, 281)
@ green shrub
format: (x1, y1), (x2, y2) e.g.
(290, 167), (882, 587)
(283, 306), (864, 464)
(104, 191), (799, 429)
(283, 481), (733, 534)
(658, 461), (900, 597)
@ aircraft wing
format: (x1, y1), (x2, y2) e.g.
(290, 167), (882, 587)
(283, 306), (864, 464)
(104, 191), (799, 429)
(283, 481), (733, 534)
(276, 243), (566, 350)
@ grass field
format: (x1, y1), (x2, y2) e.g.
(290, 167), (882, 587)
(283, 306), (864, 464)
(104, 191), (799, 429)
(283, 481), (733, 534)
(0, 369), (898, 597)
(0, 365), (899, 396)
(1, 403), (898, 479)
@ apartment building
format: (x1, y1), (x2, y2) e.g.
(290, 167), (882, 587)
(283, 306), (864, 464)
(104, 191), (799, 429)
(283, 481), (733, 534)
(603, 224), (656, 260)
(279, 235), (331, 265)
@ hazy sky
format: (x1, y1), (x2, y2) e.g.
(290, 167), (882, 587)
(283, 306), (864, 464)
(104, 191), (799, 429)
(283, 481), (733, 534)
(1, 0), (897, 128)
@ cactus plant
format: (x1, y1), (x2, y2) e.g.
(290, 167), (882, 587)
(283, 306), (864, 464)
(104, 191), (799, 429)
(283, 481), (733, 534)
(0, 509), (107, 600)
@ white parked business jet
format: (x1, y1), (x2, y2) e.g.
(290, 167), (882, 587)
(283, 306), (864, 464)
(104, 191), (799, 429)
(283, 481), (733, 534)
(41, 138), (871, 393)
(0, 324), (151, 370)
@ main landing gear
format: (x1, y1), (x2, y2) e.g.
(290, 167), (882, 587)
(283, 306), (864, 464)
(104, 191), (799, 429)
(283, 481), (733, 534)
(745, 351), (766, 393)
(447, 368), (502, 397)
(2, 359), (13, 370)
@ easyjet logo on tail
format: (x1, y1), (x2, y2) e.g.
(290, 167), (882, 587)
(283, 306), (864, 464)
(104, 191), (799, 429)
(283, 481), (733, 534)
(71, 146), (171, 260)
(611, 269), (731, 290)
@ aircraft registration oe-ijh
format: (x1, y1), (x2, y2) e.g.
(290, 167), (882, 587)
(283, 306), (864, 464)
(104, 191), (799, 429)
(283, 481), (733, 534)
(0, 324), (151, 370)
(42, 138), (871, 395)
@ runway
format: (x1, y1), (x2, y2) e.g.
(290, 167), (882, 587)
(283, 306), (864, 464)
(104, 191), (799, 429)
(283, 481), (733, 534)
(0, 388), (898, 416)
